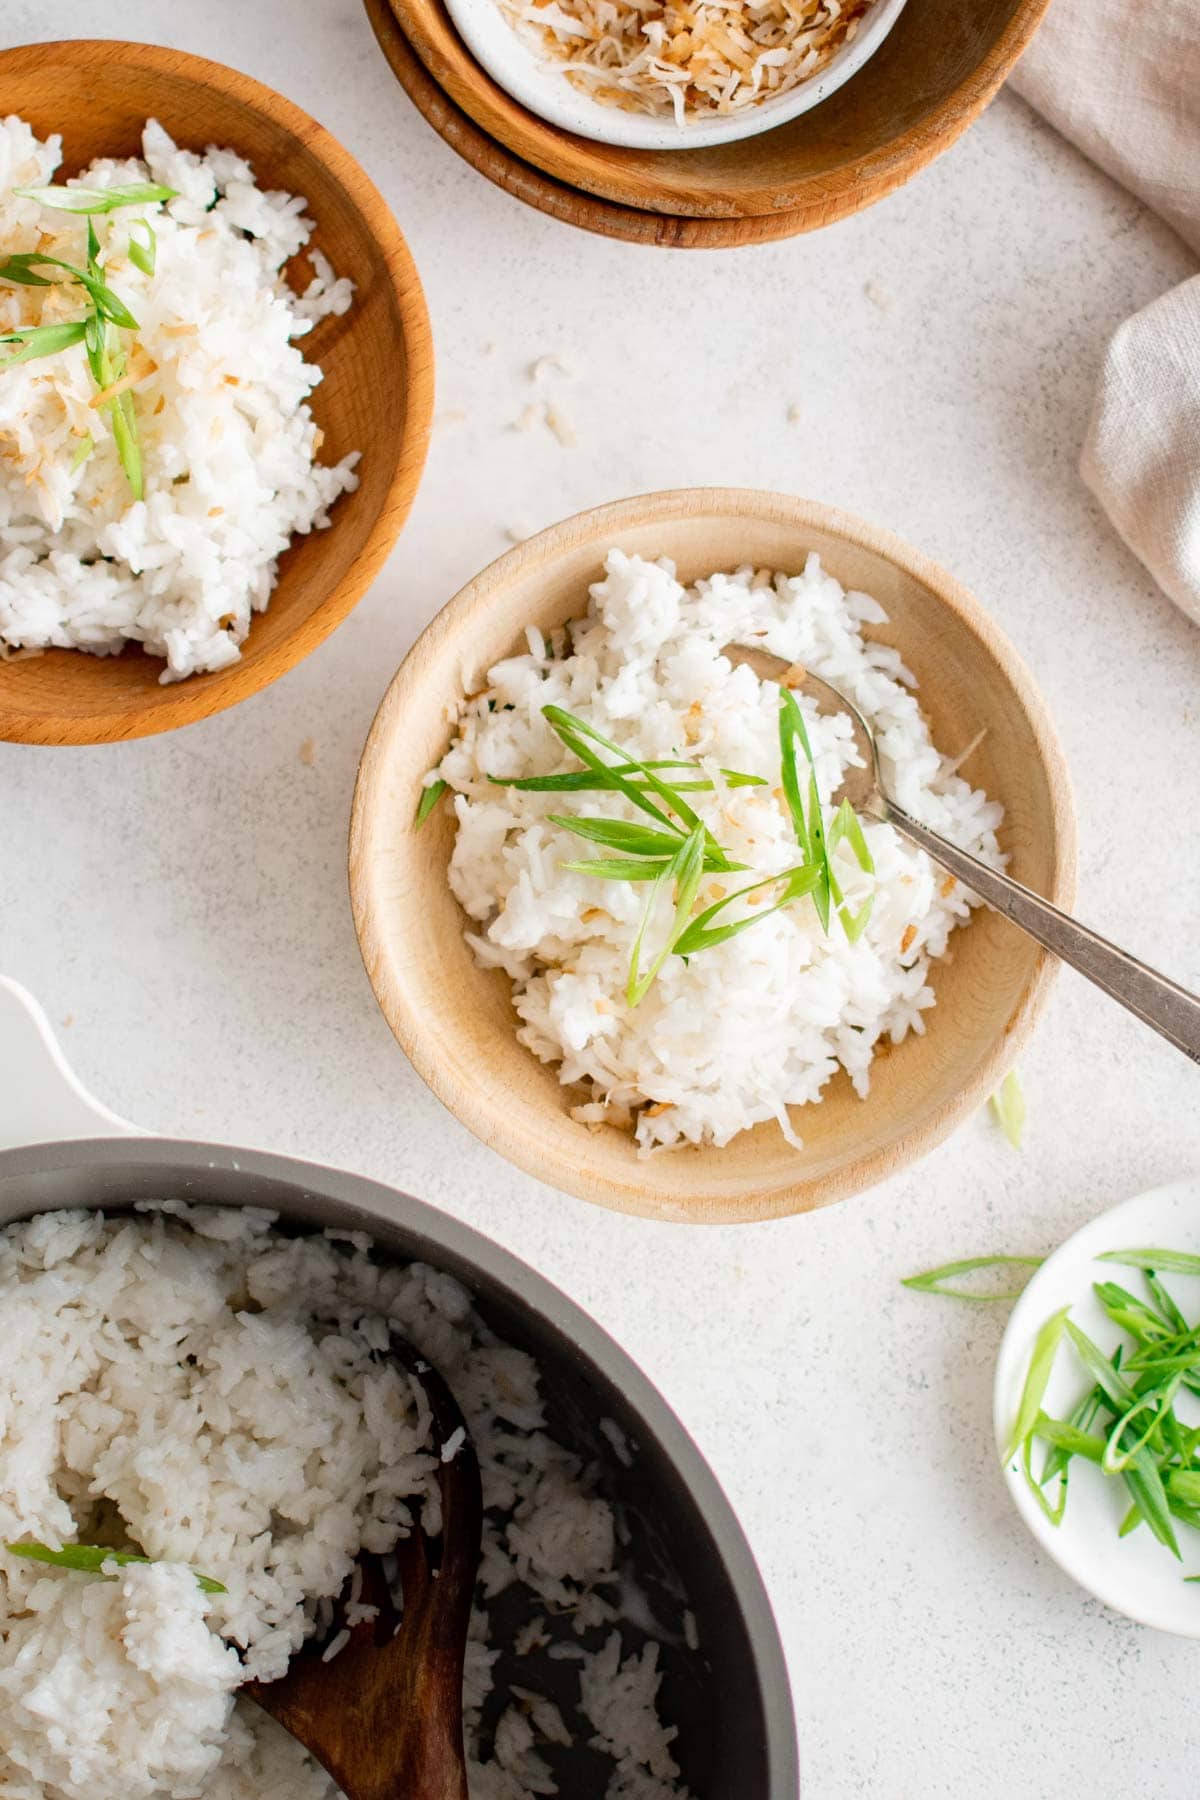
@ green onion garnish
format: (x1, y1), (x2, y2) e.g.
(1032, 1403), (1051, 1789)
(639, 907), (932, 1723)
(422, 690), (879, 1006)
(6, 1540), (226, 1594)
(415, 777), (448, 827)
(0, 176), (177, 497)
(990, 1069), (1025, 1148)
(627, 823), (706, 1008)
(1097, 1249), (1200, 1277)
(900, 1254), (1043, 1302)
(906, 1244), (1200, 1576)
(0, 319), (88, 366)
(1004, 1305), (1071, 1463)
(128, 218), (158, 277)
(13, 181), (176, 214)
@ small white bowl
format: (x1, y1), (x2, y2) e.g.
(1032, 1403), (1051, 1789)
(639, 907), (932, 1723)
(993, 1177), (1200, 1637)
(443, 0), (908, 150)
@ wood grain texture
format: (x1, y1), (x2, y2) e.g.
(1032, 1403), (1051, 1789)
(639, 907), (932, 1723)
(349, 489), (1078, 1224)
(0, 40), (434, 746)
(366, 0), (826, 246)
(246, 1345), (481, 1800)
(381, 0), (1051, 221)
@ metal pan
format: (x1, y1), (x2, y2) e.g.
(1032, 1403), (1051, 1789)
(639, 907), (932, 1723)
(0, 977), (798, 1797)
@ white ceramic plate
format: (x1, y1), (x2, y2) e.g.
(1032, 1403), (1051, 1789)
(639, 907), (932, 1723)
(443, 0), (908, 150)
(993, 1177), (1200, 1637)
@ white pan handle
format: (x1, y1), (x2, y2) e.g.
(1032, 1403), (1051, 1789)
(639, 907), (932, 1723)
(0, 977), (143, 1152)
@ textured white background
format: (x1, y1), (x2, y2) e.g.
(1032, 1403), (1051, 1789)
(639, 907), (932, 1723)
(3, 2), (1200, 1793)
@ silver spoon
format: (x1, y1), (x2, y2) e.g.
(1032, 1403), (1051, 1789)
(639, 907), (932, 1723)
(724, 642), (1200, 1064)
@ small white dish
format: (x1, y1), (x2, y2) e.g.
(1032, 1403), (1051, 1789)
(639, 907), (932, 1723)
(993, 1177), (1200, 1637)
(443, 0), (908, 150)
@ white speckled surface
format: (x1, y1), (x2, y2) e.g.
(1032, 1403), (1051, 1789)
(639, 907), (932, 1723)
(2, 2), (1200, 1792)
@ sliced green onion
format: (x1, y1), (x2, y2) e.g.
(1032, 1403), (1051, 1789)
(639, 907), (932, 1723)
(1003, 1304), (1071, 1463)
(548, 815), (695, 859)
(827, 797), (876, 940)
(901, 1254), (1043, 1301)
(1097, 1250), (1200, 1278)
(1146, 1272), (1189, 1336)
(12, 181), (176, 214)
(627, 824), (705, 1008)
(91, 333), (142, 501)
(1021, 1432), (1067, 1526)
(6, 1540), (225, 1595)
(562, 857), (671, 882)
(415, 778), (448, 828)
(1031, 1411), (1105, 1464)
(0, 254), (53, 286)
(0, 319), (88, 365)
(1102, 1381), (1180, 1475)
(69, 431), (95, 471)
(1063, 1319), (1136, 1410)
(674, 864), (820, 957)
(128, 218), (157, 277)
(1093, 1280), (1175, 1345)
(1120, 1451), (1181, 1558)
(1168, 1471), (1200, 1508)
(990, 1069), (1025, 1149)
(1038, 1384), (1107, 1488)
(490, 760), (765, 794)
(0, 252), (138, 328)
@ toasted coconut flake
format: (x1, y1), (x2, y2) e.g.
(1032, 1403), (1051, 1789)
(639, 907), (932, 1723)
(500, 0), (874, 118)
(545, 404), (577, 448)
(88, 350), (157, 410)
(531, 353), (572, 384)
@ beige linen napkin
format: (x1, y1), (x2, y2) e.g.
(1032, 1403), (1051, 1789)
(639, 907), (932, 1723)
(1010, 0), (1200, 621)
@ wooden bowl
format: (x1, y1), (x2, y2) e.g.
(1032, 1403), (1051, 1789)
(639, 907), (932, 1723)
(384, 0), (1051, 221)
(443, 0), (909, 150)
(0, 41), (434, 746)
(365, 0), (834, 247)
(350, 489), (1077, 1224)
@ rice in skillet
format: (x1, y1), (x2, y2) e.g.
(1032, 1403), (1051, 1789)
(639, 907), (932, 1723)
(0, 1206), (690, 1800)
(432, 549), (1004, 1152)
(0, 116), (357, 681)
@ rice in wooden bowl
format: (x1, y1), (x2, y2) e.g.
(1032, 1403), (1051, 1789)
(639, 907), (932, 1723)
(350, 489), (1076, 1223)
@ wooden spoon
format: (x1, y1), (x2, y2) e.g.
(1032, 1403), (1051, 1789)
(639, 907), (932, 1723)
(244, 1335), (482, 1800)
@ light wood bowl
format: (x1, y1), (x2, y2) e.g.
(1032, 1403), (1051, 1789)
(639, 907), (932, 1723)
(383, 0), (1051, 222)
(0, 41), (434, 746)
(365, 0), (830, 247)
(350, 490), (1077, 1224)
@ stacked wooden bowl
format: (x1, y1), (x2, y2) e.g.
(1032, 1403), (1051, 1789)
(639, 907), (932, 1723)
(365, 0), (1051, 248)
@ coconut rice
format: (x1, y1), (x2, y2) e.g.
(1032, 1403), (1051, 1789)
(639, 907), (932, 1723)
(0, 1205), (691, 1800)
(496, 0), (876, 123)
(0, 116), (358, 681)
(432, 549), (1005, 1153)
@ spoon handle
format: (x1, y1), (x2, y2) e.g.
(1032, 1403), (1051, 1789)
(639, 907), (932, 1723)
(883, 803), (1200, 1064)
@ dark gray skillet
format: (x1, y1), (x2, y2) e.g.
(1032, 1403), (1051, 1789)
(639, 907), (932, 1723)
(0, 987), (799, 1799)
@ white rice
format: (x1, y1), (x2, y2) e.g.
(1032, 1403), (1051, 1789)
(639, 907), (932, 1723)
(0, 116), (358, 682)
(0, 1206), (691, 1800)
(434, 548), (1005, 1152)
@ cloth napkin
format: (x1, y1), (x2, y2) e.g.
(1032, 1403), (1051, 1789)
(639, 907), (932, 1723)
(1010, 0), (1200, 622)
